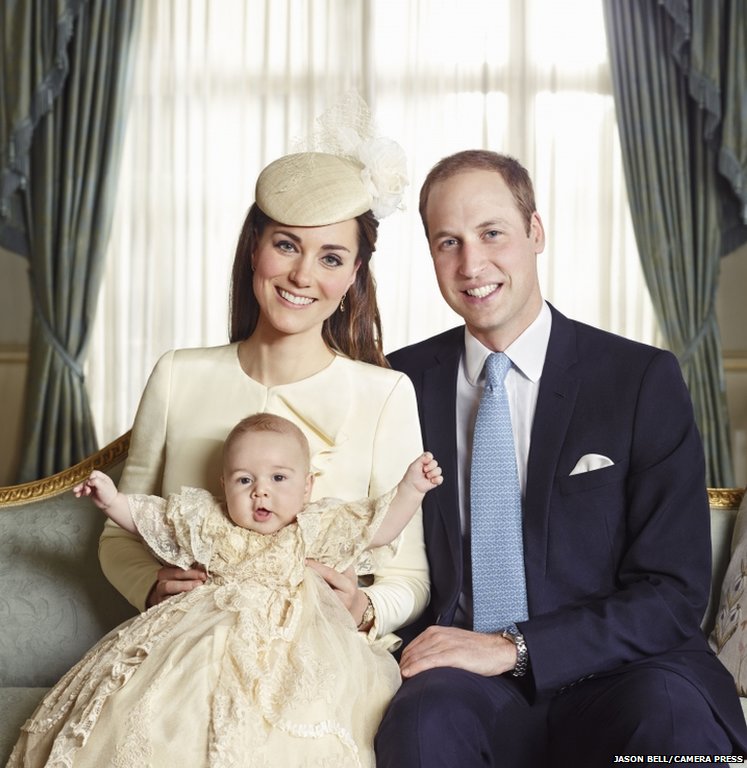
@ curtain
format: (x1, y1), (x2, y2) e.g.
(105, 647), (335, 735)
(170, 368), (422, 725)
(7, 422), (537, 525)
(0, 0), (141, 481)
(603, 0), (746, 486)
(88, 0), (660, 445)
(87, 0), (371, 437)
(675, 0), (747, 252)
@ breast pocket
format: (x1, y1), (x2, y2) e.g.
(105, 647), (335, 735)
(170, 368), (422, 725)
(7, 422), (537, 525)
(548, 460), (629, 595)
(557, 459), (628, 495)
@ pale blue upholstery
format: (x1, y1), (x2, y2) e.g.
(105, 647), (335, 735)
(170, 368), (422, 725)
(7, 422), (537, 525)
(0, 434), (136, 762)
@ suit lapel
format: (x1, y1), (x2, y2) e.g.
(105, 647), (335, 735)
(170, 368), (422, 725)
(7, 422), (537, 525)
(420, 331), (465, 605)
(524, 306), (580, 584)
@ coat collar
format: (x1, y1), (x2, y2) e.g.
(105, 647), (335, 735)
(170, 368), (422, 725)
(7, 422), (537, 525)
(420, 330), (464, 587)
(524, 304), (580, 581)
(406, 306), (582, 592)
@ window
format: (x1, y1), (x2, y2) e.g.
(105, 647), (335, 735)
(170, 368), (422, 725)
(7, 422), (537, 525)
(88, 0), (658, 443)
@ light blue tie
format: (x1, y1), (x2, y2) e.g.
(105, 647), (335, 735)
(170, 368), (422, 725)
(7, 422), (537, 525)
(470, 352), (528, 633)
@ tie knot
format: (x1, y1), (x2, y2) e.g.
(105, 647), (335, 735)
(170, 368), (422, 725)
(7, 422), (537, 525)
(484, 352), (511, 388)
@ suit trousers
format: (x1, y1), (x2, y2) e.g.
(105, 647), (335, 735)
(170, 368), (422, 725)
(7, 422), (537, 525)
(375, 668), (549, 767)
(549, 665), (734, 766)
(375, 665), (735, 767)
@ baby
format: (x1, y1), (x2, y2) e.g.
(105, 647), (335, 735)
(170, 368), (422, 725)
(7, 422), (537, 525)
(9, 413), (441, 768)
(78, 411), (441, 548)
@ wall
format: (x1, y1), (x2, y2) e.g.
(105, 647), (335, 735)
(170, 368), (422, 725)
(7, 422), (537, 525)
(0, 246), (31, 485)
(717, 242), (747, 487)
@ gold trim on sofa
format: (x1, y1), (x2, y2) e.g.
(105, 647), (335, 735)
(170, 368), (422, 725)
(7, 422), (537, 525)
(707, 487), (745, 510)
(0, 431), (131, 507)
(0, 438), (742, 513)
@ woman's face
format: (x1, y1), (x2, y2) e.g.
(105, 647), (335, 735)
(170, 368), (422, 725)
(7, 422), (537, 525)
(251, 219), (360, 340)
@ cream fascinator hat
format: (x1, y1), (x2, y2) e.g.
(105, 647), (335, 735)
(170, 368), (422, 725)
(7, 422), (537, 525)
(255, 93), (408, 227)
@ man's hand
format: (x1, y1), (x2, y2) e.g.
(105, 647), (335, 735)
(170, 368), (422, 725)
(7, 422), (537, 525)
(305, 560), (370, 626)
(146, 565), (207, 608)
(399, 625), (517, 678)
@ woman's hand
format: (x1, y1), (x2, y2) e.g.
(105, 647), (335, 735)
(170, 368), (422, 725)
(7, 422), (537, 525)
(146, 565), (207, 608)
(306, 560), (370, 627)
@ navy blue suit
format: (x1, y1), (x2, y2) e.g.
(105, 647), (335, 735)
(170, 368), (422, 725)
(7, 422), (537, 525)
(380, 305), (747, 764)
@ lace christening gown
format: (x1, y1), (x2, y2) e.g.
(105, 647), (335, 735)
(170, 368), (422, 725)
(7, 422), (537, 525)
(8, 487), (401, 768)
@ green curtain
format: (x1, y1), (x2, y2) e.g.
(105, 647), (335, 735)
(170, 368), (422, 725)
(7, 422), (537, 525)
(0, 0), (141, 481)
(603, 0), (747, 487)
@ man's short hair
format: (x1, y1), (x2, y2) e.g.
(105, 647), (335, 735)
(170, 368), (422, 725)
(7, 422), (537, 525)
(419, 150), (537, 237)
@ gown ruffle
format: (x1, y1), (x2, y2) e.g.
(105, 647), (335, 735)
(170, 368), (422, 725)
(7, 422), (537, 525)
(8, 487), (401, 768)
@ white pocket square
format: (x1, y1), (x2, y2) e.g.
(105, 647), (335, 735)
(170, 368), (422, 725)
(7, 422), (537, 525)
(569, 454), (614, 476)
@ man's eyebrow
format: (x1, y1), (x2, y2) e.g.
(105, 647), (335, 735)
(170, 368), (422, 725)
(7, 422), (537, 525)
(431, 219), (507, 240)
(430, 228), (458, 241)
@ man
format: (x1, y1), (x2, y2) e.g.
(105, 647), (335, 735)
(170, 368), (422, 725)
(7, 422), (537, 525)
(376, 150), (747, 766)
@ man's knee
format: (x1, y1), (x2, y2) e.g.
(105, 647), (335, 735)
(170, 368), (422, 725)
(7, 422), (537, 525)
(625, 668), (731, 752)
(379, 669), (488, 739)
(551, 666), (732, 759)
(376, 668), (547, 768)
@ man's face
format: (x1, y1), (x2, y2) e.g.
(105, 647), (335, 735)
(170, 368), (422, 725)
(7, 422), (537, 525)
(424, 169), (545, 351)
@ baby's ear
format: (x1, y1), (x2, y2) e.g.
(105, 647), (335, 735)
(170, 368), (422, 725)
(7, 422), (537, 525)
(304, 473), (314, 502)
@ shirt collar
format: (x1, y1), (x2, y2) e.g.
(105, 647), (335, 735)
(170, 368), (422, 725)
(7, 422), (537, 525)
(463, 301), (552, 385)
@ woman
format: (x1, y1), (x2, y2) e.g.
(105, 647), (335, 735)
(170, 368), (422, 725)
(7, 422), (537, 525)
(98, 145), (429, 650)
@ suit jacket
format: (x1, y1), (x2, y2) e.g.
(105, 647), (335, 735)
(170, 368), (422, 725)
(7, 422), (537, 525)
(388, 304), (746, 743)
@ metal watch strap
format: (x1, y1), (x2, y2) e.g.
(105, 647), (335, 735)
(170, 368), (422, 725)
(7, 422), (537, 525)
(501, 624), (529, 678)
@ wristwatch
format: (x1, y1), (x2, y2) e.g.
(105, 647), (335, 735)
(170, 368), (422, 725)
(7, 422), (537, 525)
(501, 623), (529, 678)
(357, 596), (375, 630)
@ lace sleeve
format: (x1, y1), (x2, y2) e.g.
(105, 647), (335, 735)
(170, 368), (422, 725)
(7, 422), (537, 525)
(298, 487), (399, 574)
(129, 487), (222, 569)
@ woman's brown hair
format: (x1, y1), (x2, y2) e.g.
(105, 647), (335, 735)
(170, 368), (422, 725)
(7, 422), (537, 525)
(228, 205), (388, 368)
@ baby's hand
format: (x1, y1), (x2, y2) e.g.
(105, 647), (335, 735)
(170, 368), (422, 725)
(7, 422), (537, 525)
(408, 452), (443, 494)
(73, 470), (118, 510)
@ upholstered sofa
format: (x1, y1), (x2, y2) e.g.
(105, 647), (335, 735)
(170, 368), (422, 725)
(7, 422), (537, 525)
(0, 436), (744, 762)
(0, 433), (135, 763)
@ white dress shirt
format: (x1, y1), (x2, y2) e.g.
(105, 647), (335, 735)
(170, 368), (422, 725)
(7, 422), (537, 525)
(453, 301), (552, 627)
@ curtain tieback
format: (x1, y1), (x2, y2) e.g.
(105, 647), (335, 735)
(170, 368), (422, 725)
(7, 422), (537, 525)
(677, 306), (717, 368)
(32, 296), (85, 380)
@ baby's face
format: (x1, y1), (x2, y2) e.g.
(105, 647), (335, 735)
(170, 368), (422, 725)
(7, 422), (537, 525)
(222, 431), (312, 534)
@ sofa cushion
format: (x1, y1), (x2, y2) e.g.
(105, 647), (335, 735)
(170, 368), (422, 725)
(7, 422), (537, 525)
(0, 492), (135, 688)
(704, 502), (742, 633)
(709, 490), (747, 693)
(0, 442), (136, 690)
(0, 687), (49, 761)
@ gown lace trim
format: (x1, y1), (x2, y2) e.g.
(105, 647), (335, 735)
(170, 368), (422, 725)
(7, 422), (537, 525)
(9, 486), (401, 767)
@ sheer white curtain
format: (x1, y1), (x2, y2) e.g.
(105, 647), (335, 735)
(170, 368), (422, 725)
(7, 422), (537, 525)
(88, 0), (659, 445)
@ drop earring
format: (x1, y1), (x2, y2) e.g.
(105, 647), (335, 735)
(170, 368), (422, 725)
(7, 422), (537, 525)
(339, 292), (347, 313)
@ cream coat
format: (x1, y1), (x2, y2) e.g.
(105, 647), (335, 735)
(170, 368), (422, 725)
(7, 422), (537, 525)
(98, 343), (429, 647)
